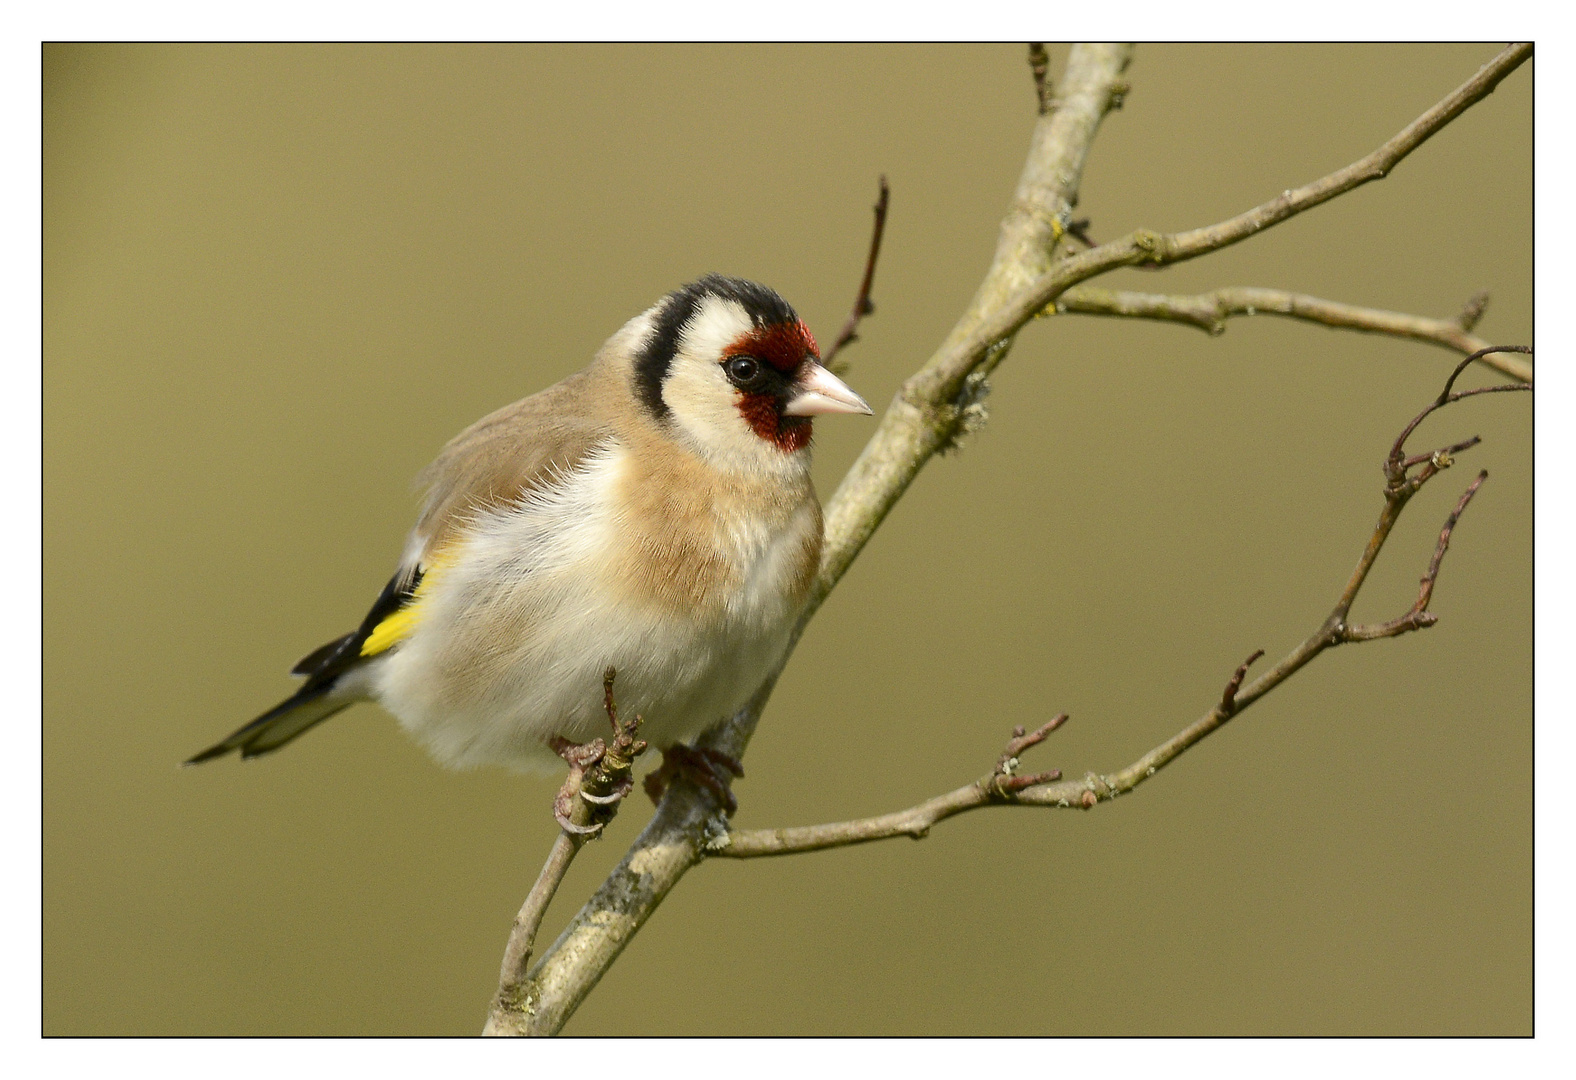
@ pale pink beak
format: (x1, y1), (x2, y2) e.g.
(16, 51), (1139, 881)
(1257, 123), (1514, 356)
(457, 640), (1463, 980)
(783, 362), (873, 417)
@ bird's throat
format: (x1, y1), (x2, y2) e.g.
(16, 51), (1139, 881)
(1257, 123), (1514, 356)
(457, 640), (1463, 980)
(735, 392), (812, 452)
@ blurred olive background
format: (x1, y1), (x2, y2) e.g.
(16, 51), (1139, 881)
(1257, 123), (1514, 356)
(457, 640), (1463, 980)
(43, 44), (1530, 1035)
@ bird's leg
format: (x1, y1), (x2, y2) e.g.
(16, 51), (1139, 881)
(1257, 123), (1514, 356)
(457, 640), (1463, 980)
(643, 743), (745, 815)
(548, 668), (648, 836)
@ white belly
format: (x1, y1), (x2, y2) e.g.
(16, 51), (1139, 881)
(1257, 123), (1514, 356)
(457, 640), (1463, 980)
(370, 443), (815, 772)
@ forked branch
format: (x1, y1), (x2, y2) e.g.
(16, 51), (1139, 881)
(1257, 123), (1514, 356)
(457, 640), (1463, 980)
(484, 670), (645, 1036)
(901, 43), (1531, 413)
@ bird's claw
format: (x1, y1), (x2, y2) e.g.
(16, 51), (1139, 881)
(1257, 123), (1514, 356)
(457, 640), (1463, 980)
(580, 771), (635, 808)
(553, 809), (603, 836)
(550, 735), (609, 835)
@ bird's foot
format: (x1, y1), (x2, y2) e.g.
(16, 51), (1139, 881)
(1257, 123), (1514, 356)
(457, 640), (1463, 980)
(548, 668), (648, 836)
(643, 743), (744, 815)
(549, 736), (609, 834)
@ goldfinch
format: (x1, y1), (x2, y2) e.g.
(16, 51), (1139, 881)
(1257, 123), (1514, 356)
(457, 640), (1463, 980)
(188, 275), (872, 776)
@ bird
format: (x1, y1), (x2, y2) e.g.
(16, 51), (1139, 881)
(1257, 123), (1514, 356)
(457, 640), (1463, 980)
(187, 274), (873, 807)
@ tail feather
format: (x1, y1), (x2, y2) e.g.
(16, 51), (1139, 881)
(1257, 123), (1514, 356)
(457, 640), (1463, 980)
(291, 632), (355, 676)
(192, 566), (420, 765)
(185, 682), (353, 765)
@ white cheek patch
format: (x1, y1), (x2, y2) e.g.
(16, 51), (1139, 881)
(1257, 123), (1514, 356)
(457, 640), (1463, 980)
(662, 298), (805, 475)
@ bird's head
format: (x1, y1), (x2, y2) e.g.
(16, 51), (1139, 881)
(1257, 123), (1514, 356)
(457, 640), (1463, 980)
(627, 275), (872, 471)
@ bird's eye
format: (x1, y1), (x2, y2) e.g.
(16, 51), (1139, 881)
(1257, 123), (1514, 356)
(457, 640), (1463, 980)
(724, 356), (763, 388)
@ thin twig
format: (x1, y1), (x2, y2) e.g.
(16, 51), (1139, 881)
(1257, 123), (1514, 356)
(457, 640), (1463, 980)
(822, 176), (890, 375)
(1064, 218), (1096, 249)
(1386, 346), (1534, 481)
(1455, 290), (1490, 333)
(713, 365), (1527, 859)
(1028, 43), (1053, 115)
(1051, 286), (1532, 382)
(484, 832), (578, 1032)
(1140, 47), (1530, 264)
(990, 715), (1067, 795)
(1342, 471), (1487, 641)
(1219, 650), (1265, 717)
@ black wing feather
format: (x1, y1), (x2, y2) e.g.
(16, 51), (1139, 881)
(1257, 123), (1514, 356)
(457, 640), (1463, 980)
(291, 567), (424, 688)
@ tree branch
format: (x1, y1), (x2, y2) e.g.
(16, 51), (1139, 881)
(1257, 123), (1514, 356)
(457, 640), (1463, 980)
(714, 359), (1529, 858)
(900, 42), (1531, 414)
(498, 43), (1531, 1036)
(1050, 285), (1533, 382)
